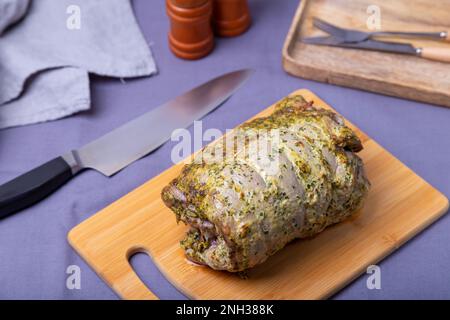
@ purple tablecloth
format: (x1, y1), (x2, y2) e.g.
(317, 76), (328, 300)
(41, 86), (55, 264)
(1, 0), (449, 299)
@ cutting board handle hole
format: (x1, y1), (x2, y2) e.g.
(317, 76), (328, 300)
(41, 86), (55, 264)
(128, 251), (186, 300)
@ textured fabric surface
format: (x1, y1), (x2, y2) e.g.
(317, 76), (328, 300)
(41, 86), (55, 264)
(0, 0), (156, 129)
(0, 0), (449, 299)
(0, 0), (29, 35)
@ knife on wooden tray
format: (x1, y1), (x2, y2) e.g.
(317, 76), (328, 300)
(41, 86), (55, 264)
(302, 18), (450, 63)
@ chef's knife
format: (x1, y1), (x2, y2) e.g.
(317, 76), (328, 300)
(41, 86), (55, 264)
(0, 69), (252, 219)
(302, 36), (450, 63)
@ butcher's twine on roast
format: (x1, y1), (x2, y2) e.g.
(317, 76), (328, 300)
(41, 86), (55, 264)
(162, 95), (370, 272)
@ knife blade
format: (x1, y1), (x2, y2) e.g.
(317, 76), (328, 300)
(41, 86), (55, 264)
(303, 32), (450, 63)
(302, 36), (419, 55)
(0, 69), (252, 218)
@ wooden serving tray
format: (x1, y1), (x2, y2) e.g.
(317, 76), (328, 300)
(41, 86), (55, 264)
(283, 0), (450, 108)
(68, 90), (449, 299)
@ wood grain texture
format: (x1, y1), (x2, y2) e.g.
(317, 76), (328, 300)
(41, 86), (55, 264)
(68, 89), (449, 300)
(282, 0), (450, 108)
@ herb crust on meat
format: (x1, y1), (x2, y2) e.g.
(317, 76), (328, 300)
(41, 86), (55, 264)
(162, 95), (370, 272)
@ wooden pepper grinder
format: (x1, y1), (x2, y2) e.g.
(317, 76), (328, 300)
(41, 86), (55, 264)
(166, 0), (214, 60)
(213, 0), (251, 37)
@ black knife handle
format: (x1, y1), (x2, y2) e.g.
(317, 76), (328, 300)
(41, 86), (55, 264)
(0, 157), (74, 219)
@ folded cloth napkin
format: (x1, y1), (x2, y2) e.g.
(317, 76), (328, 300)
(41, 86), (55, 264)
(0, 0), (29, 35)
(0, 0), (157, 129)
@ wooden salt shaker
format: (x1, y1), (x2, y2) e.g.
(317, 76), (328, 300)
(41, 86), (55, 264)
(166, 0), (214, 60)
(213, 0), (251, 37)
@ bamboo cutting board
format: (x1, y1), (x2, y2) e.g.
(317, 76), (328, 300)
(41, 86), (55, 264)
(283, 0), (450, 108)
(68, 89), (449, 300)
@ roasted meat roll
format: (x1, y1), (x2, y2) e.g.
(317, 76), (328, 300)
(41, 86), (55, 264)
(162, 95), (370, 272)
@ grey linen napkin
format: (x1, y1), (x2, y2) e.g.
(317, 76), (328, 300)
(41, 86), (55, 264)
(0, 0), (157, 129)
(0, 0), (29, 35)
